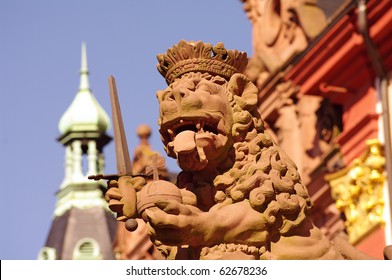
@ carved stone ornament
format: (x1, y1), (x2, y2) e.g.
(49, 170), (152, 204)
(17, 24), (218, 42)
(326, 139), (386, 244)
(241, 0), (327, 87)
(106, 40), (377, 260)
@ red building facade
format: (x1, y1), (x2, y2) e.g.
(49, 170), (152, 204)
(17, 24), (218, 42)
(242, 0), (392, 259)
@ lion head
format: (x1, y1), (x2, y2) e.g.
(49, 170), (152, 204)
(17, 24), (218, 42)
(157, 72), (234, 172)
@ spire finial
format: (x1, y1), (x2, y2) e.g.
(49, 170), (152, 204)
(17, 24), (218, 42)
(79, 41), (90, 90)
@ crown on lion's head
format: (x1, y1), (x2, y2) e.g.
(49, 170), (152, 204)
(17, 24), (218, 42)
(157, 40), (248, 85)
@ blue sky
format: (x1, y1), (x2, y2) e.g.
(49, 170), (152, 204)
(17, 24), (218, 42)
(0, 0), (252, 259)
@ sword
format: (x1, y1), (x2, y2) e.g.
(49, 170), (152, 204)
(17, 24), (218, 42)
(109, 75), (133, 177)
(89, 75), (145, 230)
(89, 76), (147, 180)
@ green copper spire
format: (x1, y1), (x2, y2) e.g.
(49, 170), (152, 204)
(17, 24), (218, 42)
(58, 42), (110, 135)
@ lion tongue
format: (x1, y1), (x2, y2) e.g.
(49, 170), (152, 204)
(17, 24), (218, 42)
(173, 130), (207, 164)
(173, 130), (196, 154)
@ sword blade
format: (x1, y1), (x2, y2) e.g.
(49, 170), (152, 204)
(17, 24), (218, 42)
(108, 75), (133, 176)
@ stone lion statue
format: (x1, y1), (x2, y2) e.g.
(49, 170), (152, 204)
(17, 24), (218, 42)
(106, 40), (374, 260)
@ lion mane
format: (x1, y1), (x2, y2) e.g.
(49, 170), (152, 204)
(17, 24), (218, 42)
(214, 73), (312, 238)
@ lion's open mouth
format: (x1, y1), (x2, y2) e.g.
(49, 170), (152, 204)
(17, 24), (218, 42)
(168, 119), (219, 141)
(160, 114), (227, 145)
(160, 116), (229, 171)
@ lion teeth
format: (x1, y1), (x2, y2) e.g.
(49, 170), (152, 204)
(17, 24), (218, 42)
(197, 145), (207, 164)
(168, 128), (174, 139)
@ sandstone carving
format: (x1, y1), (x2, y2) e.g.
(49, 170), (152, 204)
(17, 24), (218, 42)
(241, 0), (326, 87)
(105, 40), (374, 260)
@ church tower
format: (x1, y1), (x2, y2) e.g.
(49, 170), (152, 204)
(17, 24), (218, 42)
(38, 43), (117, 260)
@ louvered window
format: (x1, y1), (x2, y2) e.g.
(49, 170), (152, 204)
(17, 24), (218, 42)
(73, 238), (102, 260)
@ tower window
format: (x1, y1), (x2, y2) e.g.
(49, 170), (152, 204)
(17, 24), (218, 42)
(73, 238), (102, 260)
(37, 247), (56, 260)
(79, 242), (94, 255)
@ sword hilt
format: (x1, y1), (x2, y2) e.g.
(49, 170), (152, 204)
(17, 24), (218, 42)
(88, 173), (151, 181)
